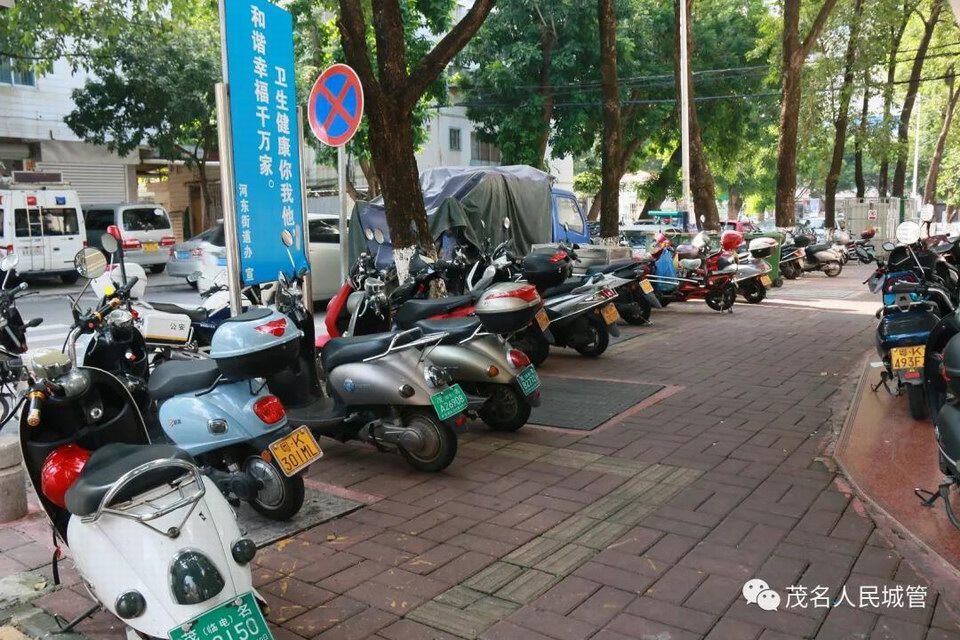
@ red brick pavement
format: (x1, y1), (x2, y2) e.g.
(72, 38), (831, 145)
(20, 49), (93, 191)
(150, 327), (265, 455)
(17, 267), (960, 639)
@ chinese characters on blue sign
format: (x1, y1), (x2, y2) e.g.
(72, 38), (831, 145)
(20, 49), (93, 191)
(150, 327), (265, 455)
(223, 0), (308, 286)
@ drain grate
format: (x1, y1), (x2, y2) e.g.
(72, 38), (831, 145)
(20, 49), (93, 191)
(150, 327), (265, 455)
(531, 376), (663, 430)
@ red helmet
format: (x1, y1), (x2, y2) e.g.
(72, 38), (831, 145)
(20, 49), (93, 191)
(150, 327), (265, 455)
(41, 444), (91, 509)
(721, 230), (744, 252)
(861, 227), (876, 240)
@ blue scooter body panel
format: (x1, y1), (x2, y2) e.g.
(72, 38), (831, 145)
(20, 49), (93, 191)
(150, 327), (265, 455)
(157, 380), (288, 456)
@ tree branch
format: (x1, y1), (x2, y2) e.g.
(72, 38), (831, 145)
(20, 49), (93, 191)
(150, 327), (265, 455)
(800, 0), (840, 57)
(401, 0), (495, 113)
(337, 0), (384, 104)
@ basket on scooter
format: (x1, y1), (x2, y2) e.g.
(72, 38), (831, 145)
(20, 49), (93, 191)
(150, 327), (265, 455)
(210, 308), (302, 378)
(475, 283), (542, 334)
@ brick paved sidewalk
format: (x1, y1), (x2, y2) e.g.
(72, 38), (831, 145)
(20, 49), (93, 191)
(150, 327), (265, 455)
(24, 268), (960, 639)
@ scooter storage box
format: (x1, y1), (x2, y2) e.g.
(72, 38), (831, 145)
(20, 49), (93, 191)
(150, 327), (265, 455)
(475, 283), (542, 334)
(142, 310), (192, 344)
(522, 251), (572, 290)
(878, 310), (938, 348)
(748, 237), (777, 259)
(210, 308), (301, 378)
(676, 244), (700, 260)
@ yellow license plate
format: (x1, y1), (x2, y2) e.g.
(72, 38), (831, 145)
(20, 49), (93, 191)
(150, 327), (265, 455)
(891, 345), (925, 371)
(268, 425), (323, 477)
(601, 303), (619, 325)
(639, 279), (654, 294)
(535, 308), (550, 331)
(760, 275), (772, 287)
(144, 242), (158, 252)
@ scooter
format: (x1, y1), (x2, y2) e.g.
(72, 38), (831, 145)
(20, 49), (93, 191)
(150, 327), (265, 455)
(13, 344), (268, 639)
(0, 253), (41, 420)
(268, 231), (469, 472)
(795, 235), (843, 277)
(918, 332), (960, 527)
(647, 232), (739, 312)
(72, 244), (317, 521)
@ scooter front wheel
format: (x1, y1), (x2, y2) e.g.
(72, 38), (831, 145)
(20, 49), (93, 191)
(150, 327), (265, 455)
(399, 409), (458, 472)
(479, 384), (532, 432)
(243, 455), (305, 521)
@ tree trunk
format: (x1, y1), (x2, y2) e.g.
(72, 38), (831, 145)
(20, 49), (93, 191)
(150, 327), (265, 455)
(675, 0), (719, 229)
(924, 73), (959, 204)
(775, 0), (839, 227)
(727, 186), (743, 219)
(588, 136), (644, 223)
(878, 14), (909, 196)
(892, 0), (943, 197)
(195, 159), (213, 230)
(358, 158), (381, 199)
(535, 17), (556, 170)
(824, 0), (863, 228)
(854, 85), (869, 198)
(597, 0), (621, 242)
(640, 147), (682, 217)
(588, 195), (601, 221)
(948, 202), (957, 223)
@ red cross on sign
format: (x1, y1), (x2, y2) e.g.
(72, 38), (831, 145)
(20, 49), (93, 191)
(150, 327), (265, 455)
(307, 64), (364, 147)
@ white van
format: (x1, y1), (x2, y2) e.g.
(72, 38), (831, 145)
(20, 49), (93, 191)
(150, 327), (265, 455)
(0, 186), (87, 283)
(83, 203), (175, 273)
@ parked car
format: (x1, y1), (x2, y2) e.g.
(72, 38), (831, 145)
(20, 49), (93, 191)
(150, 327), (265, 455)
(168, 222), (226, 287)
(84, 203), (176, 273)
(721, 219), (761, 233)
(170, 215), (342, 300)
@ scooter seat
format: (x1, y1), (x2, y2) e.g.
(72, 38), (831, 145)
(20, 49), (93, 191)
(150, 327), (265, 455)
(413, 317), (483, 344)
(542, 278), (586, 299)
(394, 294), (479, 328)
(585, 260), (638, 275)
(679, 258), (702, 271)
(65, 443), (194, 517)
(150, 302), (209, 322)
(148, 359), (221, 400)
(806, 243), (830, 255)
(322, 329), (423, 372)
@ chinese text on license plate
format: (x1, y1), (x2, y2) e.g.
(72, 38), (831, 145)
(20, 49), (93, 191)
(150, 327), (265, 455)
(760, 275), (772, 287)
(431, 384), (468, 421)
(168, 592), (273, 640)
(601, 304), (619, 325)
(517, 365), (540, 396)
(891, 345), (925, 371)
(268, 426), (323, 477)
(535, 308), (550, 332)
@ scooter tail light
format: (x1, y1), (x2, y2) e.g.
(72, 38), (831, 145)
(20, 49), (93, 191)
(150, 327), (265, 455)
(255, 318), (287, 337)
(484, 285), (539, 303)
(508, 349), (531, 369)
(904, 370), (922, 381)
(548, 251), (568, 263)
(253, 395), (286, 424)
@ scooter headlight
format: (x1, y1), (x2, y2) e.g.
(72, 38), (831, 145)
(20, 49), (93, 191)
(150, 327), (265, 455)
(170, 551), (225, 605)
(115, 591), (146, 619)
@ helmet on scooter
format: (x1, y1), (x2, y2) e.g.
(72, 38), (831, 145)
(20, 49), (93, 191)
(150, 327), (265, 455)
(861, 227), (876, 240)
(721, 231), (743, 252)
(41, 444), (91, 509)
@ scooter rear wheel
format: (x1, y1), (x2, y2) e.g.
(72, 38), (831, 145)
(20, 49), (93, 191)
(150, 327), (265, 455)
(513, 329), (550, 367)
(907, 385), (929, 421)
(243, 455), (305, 521)
(619, 290), (652, 325)
(574, 313), (610, 357)
(740, 281), (766, 304)
(399, 409), (458, 472)
(706, 284), (736, 312)
(479, 384), (532, 432)
(823, 261), (842, 277)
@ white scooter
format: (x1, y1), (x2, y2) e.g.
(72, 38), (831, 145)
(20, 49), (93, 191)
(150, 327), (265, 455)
(15, 250), (270, 638)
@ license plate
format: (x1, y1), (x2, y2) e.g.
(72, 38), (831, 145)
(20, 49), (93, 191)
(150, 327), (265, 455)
(760, 275), (772, 287)
(639, 279), (654, 294)
(431, 383), (469, 421)
(891, 345), (925, 371)
(144, 242), (158, 252)
(176, 251), (190, 260)
(268, 426), (323, 477)
(168, 592), (272, 640)
(217, 256), (227, 266)
(535, 308), (550, 332)
(601, 303), (619, 325)
(517, 365), (540, 395)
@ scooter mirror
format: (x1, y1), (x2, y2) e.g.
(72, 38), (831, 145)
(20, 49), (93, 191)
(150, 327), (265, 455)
(281, 229), (294, 247)
(364, 227), (374, 241)
(74, 247), (108, 279)
(186, 271), (200, 284)
(895, 221), (921, 245)
(373, 228), (385, 244)
(503, 218), (511, 230)
(882, 241), (896, 252)
(100, 233), (119, 255)
(0, 253), (19, 272)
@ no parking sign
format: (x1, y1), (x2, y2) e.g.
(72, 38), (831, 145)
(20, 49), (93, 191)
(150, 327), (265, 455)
(307, 64), (364, 148)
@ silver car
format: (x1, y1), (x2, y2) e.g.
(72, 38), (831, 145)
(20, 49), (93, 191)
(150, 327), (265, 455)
(167, 224), (226, 286)
(84, 204), (176, 272)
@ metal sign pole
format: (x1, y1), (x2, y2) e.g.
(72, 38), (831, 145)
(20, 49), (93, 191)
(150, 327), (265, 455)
(215, 82), (243, 315)
(338, 144), (349, 283)
(679, 0), (693, 228)
(297, 107), (314, 312)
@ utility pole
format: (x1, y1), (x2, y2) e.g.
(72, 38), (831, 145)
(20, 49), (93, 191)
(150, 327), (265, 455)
(679, 0), (693, 228)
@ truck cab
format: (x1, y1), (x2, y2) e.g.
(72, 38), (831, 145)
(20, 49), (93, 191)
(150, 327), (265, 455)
(552, 188), (590, 245)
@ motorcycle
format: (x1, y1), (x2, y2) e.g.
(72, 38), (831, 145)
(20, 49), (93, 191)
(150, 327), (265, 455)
(846, 227), (877, 264)
(268, 231), (469, 472)
(646, 232), (738, 312)
(14, 344), (268, 639)
(73, 243), (317, 521)
(0, 253), (41, 421)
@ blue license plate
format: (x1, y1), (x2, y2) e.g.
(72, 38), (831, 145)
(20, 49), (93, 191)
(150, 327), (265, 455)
(176, 251), (190, 260)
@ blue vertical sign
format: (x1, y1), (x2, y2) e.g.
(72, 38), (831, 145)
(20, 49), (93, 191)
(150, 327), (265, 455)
(222, 0), (308, 286)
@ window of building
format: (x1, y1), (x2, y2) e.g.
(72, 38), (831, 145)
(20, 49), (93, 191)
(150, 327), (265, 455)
(470, 133), (501, 165)
(449, 128), (461, 152)
(0, 58), (36, 87)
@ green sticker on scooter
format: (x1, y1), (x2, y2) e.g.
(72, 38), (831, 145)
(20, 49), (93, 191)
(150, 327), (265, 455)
(168, 592), (273, 640)
(431, 384), (469, 421)
(517, 365), (541, 395)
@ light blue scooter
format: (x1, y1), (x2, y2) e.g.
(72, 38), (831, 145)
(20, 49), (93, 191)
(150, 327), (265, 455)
(70, 242), (322, 521)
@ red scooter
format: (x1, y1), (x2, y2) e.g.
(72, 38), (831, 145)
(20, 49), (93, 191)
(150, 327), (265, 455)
(646, 232), (739, 312)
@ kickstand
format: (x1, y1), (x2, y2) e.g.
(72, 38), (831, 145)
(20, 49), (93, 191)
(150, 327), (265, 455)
(915, 482), (960, 529)
(53, 603), (101, 634)
(871, 371), (895, 395)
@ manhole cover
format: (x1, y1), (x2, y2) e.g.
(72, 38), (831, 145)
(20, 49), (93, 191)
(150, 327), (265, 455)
(531, 377), (663, 430)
